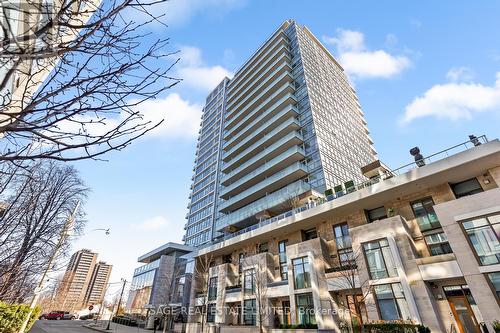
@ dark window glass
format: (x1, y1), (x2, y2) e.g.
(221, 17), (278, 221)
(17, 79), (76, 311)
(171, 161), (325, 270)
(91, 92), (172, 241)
(487, 272), (500, 299)
(366, 207), (387, 223)
(258, 242), (268, 253)
(411, 198), (441, 231)
(244, 299), (256, 325)
(208, 277), (217, 301)
(296, 293), (316, 325)
(303, 228), (317, 241)
(334, 223), (354, 267)
(374, 283), (410, 321)
(451, 178), (483, 198)
(206, 303), (216, 323)
(424, 232), (453, 256)
(244, 269), (255, 295)
(278, 240), (288, 281)
(363, 239), (397, 279)
(293, 257), (311, 289)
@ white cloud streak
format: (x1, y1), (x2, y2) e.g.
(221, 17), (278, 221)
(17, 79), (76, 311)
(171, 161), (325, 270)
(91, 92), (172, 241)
(323, 29), (411, 79)
(401, 72), (500, 124)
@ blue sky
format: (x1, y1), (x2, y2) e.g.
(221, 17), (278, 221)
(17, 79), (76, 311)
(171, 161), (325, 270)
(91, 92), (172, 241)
(72, 0), (500, 284)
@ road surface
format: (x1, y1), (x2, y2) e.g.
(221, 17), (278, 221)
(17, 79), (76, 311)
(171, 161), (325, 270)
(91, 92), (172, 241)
(30, 320), (91, 333)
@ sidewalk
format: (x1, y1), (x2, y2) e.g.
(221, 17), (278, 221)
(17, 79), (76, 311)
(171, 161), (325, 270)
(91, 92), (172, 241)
(83, 320), (151, 333)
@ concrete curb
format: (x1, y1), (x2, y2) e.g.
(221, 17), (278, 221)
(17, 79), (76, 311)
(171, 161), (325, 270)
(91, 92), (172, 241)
(83, 324), (111, 332)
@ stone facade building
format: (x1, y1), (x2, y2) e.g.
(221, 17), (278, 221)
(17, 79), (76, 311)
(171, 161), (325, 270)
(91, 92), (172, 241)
(188, 137), (500, 333)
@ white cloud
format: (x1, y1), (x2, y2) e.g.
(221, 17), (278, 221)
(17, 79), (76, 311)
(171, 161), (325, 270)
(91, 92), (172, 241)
(133, 216), (169, 230)
(323, 29), (411, 79)
(446, 67), (475, 82)
(56, 93), (202, 141)
(125, 0), (246, 28)
(401, 72), (500, 124)
(177, 46), (233, 92)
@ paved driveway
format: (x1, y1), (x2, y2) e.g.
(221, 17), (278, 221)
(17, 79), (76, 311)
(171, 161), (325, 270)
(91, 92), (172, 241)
(30, 320), (90, 333)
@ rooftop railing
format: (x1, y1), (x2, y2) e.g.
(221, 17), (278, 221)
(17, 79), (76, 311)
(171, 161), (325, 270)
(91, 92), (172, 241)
(201, 135), (489, 250)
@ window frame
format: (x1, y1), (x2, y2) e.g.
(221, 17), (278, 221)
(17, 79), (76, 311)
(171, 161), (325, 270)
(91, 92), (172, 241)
(243, 269), (256, 295)
(208, 276), (218, 301)
(363, 238), (397, 280)
(278, 240), (288, 281)
(460, 213), (500, 266)
(373, 283), (410, 321)
(292, 256), (311, 290)
(450, 178), (484, 199)
(366, 206), (387, 223)
(295, 293), (316, 326)
(423, 230), (453, 256)
(243, 299), (256, 325)
(410, 197), (441, 231)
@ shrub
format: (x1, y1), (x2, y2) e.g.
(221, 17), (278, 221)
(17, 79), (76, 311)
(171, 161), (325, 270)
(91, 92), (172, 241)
(278, 323), (318, 329)
(0, 302), (42, 333)
(492, 320), (500, 333)
(363, 322), (430, 333)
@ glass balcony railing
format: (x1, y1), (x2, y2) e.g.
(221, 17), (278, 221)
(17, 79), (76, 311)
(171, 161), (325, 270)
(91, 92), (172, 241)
(224, 91), (296, 145)
(223, 116), (300, 164)
(221, 131), (303, 175)
(220, 145), (305, 192)
(225, 73), (293, 131)
(200, 136), (490, 250)
(219, 162), (308, 212)
(217, 180), (312, 231)
(223, 106), (299, 160)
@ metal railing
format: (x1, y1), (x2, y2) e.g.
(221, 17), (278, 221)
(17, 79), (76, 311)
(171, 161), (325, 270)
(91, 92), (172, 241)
(202, 135), (489, 250)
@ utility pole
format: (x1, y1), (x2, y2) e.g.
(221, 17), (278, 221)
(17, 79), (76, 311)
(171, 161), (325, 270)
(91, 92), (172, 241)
(18, 202), (80, 333)
(106, 279), (126, 330)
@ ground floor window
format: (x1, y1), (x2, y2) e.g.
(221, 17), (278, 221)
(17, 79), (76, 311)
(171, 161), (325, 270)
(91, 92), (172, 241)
(244, 299), (256, 325)
(296, 293), (316, 326)
(206, 303), (215, 323)
(373, 283), (411, 321)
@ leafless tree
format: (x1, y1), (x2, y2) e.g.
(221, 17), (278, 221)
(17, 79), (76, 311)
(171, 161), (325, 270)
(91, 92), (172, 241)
(191, 252), (214, 333)
(326, 247), (374, 333)
(0, 0), (180, 163)
(0, 160), (88, 302)
(241, 244), (271, 333)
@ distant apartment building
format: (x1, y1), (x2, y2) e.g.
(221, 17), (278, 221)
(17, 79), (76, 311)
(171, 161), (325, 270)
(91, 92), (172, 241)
(84, 261), (112, 306)
(125, 243), (193, 316)
(184, 20), (376, 247)
(58, 249), (111, 311)
(188, 136), (500, 333)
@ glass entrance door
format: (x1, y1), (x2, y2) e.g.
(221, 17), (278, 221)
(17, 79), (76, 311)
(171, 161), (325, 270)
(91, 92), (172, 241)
(448, 296), (479, 333)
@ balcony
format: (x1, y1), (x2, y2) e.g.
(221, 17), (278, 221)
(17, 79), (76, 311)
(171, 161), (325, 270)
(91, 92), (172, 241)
(219, 162), (308, 213)
(221, 131), (303, 176)
(224, 95), (298, 151)
(220, 146), (306, 194)
(222, 117), (301, 167)
(227, 32), (288, 91)
(225, 74), (294, 132)
(222, 106), (299, 162)
(225, 83), (295, 135)
(217, 180), (312, 231)
(226, 48), (290, 107)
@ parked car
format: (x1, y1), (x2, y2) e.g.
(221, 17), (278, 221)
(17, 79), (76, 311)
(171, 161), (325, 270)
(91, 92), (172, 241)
(79, 313), (97, 320)
(41, 311), (77, 320)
